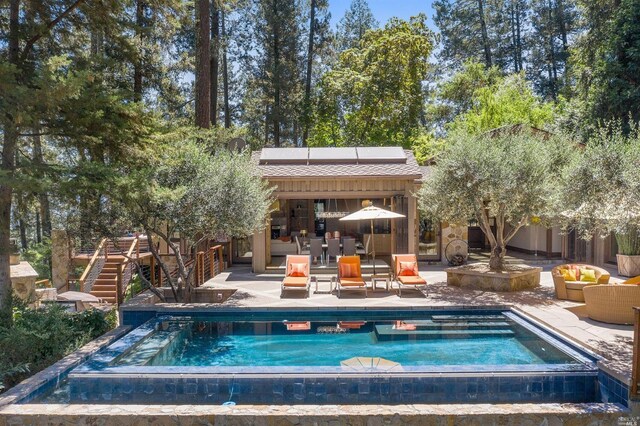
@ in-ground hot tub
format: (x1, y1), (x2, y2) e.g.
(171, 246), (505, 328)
(64, 308), (600, 405)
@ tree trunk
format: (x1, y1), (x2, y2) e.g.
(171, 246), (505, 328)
(36, 210), (42, 244)
(210, 0), (219, 126)
(0, 0), (21, 319)
(221, 8), (231, 128)
(33, 132), (51, 238)
(477, 0), (492, 68)
(515, 1), (523, 71)
(510, 2), (519, 72)
(19, 219), (27, 250)
(272, 0), (281, 147)
(556, 0), (568, 51)
(489, 244), (506, 270)
(547, 0), (558, 99)
(302, 0), (316, 146)
(195, 0), (211, 128)
(133, 0), (145, 101)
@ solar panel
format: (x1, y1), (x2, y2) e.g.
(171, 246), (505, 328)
(259, 148), (309, 164)
(308, 147), (358, 163)
(356, 147), (406, 163)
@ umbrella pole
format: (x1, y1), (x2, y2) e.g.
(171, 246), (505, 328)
(370, 219), (376, 275)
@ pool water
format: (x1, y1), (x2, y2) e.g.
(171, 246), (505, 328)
(24, 310), (602, 405)
(114, 313), (578, 368)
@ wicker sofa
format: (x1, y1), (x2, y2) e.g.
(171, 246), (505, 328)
(551, 264), (610, 302)
(583, 283), (640, 324)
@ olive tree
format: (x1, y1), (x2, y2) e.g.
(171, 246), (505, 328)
(418, 129), (563, 270)
(109, 134), (273, 302)
(554, 124), (640, 253)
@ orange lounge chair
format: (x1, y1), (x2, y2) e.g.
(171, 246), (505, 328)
(392, 254), (427, 296)
(336, 256), (367, 298)
(281, 255), (313, 298)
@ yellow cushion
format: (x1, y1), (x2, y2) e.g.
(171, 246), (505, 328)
(580, 268), (597, 282)
(623, 276), (640, 285)
(561, 269), (577, 281)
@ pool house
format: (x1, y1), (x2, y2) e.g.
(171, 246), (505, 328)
(247, 146), (569, 273)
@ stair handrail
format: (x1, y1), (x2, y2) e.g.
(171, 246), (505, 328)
(632, 307), (639, 398)
(79, 237), (107, 292)
(116, 237), (140, 304)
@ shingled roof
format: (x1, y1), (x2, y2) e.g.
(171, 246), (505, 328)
(252, 147), (423, 180)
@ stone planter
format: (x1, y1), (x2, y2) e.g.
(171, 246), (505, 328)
(616, 254), (640, 277)
(446, 263), (542, 292)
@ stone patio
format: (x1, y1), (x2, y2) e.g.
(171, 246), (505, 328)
(203, 263), (634, 384)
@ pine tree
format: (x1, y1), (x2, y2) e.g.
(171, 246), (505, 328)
(246, 0), (304, 146)
(335, 0), (377, 51)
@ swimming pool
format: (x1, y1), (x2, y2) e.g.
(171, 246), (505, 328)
(61, 308), (600, 404)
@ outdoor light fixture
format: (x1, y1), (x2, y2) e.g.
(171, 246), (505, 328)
(317, 199), (349, 219)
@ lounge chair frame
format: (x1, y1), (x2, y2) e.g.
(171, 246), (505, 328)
(391, 254), (428, 297)
(336, 255), (367, 298)
(281, 255), (314, 298)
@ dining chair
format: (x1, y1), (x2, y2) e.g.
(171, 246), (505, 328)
(310, 238), (324, 265)
(295, 236), (309, 255)
(356, 235), (372, 263)
(326, 238), (341, 264)
(342, 237), (356, 256)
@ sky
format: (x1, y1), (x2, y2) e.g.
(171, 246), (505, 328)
(328, 0), (436, 30)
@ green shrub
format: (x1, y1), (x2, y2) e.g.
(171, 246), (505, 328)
(0, 302), (116, 392)
(21, 239), (52, 280)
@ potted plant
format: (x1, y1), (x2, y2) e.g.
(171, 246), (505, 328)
(616, 225), (640, 277)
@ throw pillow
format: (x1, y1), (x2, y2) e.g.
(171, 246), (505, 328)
(580, 268), (597, 282)
(289, 263), (307, 277)
(339, 262), (356, 278)
(561, 268), (577, 281)
(398, 261), (418, 276)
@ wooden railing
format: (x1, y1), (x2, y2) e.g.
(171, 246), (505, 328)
(35, 279), (51, 288)
(632, 307), (639, 399)
(194, 245), (224, 286)
(79, 238), (107, 293)
(116, 237), (140, 304)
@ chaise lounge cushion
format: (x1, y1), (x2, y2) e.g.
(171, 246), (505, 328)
(282, 277), (309, 287)
(339, 278), (365, 286)
(397, 275), (427, 285)
(564, 281), (596, 291)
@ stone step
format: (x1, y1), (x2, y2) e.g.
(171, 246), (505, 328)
(401, 320), (511, 330)
(431, 315), (506, 322)
(374, 324), (514, 340)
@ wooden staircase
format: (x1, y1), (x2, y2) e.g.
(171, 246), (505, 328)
(89, 260), (121, 304)
(79, 236), (151, 304)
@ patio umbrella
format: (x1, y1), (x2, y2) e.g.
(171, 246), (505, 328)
(339, 204), (405, 274)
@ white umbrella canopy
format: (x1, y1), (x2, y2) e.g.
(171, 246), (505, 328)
(340, 204), (406, 273)
(339, 205), (406, 222)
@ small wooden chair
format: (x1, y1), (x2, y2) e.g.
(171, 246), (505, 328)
(391, 254), (427, 296)
(281, 255), (313, 298)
